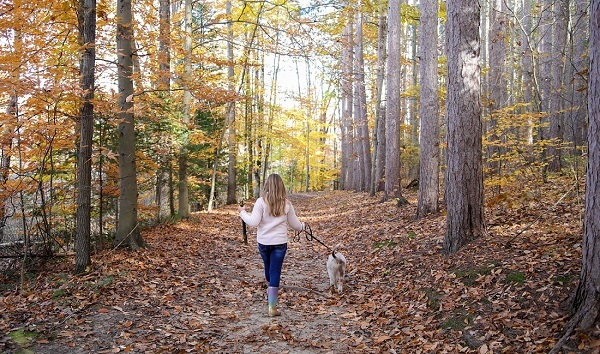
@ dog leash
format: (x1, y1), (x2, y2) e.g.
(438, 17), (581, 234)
(293, 223), (334, 254)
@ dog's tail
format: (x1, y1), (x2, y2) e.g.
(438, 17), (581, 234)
(331, 243), (343, 260)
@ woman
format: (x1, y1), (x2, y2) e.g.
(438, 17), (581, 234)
(238, 173), (305, 316)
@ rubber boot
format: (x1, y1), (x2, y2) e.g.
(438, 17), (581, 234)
(267, 286), (281, 317)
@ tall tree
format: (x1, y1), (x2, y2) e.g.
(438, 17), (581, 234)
(443, 0), (485, 254)
(156, 0), (172, 220)
(226, 0), (237, 205)
(487, 0), (507, 175)
(178, 0), (192, 217)
(384, 0), (403, 201)
(75, 0), (96, 273)
(416, 0), (440, 217)
(550, 3), (600, 351)
(520, 0), (533, 112)
(353, 4), (372, 192)
(372, 12), (387, 196)
(566, 0), (588, 152)
(340, 23), (354, 190)
(115, 0), (145, 249)
(547, 0), (568, 172)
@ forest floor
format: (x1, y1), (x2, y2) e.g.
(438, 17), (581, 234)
(1, 178), (599, 353)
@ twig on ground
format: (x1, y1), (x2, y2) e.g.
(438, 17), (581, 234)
(505, 183), (577, 247)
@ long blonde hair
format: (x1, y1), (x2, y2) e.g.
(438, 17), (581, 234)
(262, 173), (287, 217)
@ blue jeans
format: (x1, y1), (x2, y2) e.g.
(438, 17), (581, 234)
(258, 243), (288, 287)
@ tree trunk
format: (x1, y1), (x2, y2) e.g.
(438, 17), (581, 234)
(1, 96), (16, 242)
(571, 0), (600, 329)
(115, 0), (145, 249)
(341, 23), (354, 190)
(178, 0), (192, 218)
(574, 0), (600, 330)
(384, 0), (402, 201)
(226, 0), (237, 205)
(443, 0), (485, 254)
(566, 0), (588, 153)
(354, 7), (372, 192)
(547, 0), (568, 172)
(550, 6), (600, 351)
(75, 0), (96, 273)
(521, 0), (534, 143)
(156, 0), (171, 221)
(372, 13), (387, 196)
(487, 0), (507, 178)
(416, 0), (440, 218)
(538, 0), (553, 179)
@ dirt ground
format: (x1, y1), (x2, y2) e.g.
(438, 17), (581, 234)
(1, 189), (595, 353)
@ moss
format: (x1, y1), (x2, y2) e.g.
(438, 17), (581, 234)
(505, 272), (526, 284)
(8, 329), (37, 353)
(440, 313), (472, 331)
(373, 239), (398, 249)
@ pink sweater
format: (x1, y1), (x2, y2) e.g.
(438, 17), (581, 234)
(240, 197), (304, 245)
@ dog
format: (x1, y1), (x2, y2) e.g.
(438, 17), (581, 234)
(327, 247), (347, 293)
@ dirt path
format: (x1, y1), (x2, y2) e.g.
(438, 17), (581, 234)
(18, 192), (368, 353)
(4, 189), (588, 353)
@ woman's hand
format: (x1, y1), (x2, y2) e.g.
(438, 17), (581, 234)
(238, 205), (245, 213)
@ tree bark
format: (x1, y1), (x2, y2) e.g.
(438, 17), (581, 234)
(226, 0), (237, 205)
(566, 0), (588, 152)
(487, 0), (507, 177)
(353, 6), (372, 192)
(572, 0), (600, 329)
(443, 0), (485, 254)
(341, 23), (354, 190)
(550, 5), (600, 351)
(115, 0), (145, 249)
(178, 0), (192, 218)
(156, 0), (171, 221)
(372, 13), (387, 196)
(416, 0), (440, 218)
(547, 0), (568, 172)
(384, 0), (402, 201)
(75, 0), (96, 273)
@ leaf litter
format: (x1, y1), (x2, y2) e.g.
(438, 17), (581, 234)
(1, 184), (598, 353)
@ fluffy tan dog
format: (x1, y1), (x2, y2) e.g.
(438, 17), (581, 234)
(327, 247), (347, 293)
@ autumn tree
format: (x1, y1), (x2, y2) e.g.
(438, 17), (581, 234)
(75, 0), (96, 273)
(353, 2), (372, 192)
(372, 11), (386, 196)
(384, 0), (402, 201)
(416, 0), (439, 218)
(178, 0), (193, 218)
(155, 0), (173, 221)
(443, 0), (485, 254)
(225, 0), (237, 205)
(115, 0), (145, 249)
(340, 22), (354, 190)
(550, 4), (600, 351)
